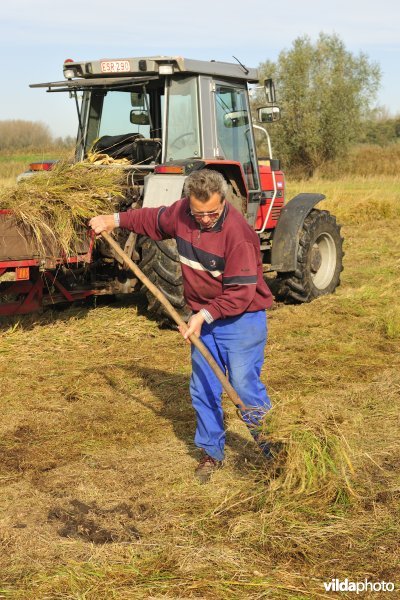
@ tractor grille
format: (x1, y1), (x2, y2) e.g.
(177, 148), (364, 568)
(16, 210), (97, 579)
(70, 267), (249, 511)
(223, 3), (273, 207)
(259, 191), (285, 226)
(270, 198), (284, 221)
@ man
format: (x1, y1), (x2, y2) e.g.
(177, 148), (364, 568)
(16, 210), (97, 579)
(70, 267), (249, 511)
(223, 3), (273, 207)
(89, 169), (274, 483)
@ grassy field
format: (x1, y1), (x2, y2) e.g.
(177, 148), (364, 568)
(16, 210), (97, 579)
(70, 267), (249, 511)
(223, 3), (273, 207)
(0, 165), (399, 598)
(0, 148), (74, 186)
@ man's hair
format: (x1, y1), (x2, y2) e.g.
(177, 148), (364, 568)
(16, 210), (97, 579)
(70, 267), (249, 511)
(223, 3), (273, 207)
(183, 169), (228, 202)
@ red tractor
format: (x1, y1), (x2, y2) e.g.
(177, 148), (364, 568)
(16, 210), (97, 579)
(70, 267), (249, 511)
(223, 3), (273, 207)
(0, 56), (343, 318)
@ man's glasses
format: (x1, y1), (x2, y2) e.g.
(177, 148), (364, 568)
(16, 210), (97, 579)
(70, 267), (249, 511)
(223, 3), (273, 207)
(190, 203), (224, 222)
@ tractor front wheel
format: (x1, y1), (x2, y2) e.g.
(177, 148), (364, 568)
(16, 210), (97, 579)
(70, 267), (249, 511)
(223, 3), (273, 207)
(277, 209), (344, 302)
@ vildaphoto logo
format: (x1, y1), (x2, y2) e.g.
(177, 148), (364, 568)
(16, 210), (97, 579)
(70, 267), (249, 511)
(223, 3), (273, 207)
(323, 578), (396, 594)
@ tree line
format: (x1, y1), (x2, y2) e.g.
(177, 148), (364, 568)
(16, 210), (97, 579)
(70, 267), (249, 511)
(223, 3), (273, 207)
(0, 120), (74, 151)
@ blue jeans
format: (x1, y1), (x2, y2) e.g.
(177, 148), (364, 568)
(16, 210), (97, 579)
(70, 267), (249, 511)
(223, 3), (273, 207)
(190, 310), (271, 461)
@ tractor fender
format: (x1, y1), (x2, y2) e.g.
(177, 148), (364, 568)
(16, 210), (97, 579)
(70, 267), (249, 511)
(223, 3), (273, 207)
(143, 173), (187, 208)
(270, 193), (325, 272)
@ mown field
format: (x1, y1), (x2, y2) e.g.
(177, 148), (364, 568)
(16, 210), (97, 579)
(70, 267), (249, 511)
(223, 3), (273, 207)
(0, 155), (399, 598)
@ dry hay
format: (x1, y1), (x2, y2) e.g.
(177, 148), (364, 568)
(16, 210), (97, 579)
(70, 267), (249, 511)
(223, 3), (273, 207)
(0, 180), (399, 598)
(0, 161), (127, 256)
(0, 294), (399, 598)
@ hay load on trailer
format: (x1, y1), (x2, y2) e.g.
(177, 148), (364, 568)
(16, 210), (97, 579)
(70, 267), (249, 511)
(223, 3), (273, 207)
(0, 163), (135, 315)
(1, 163), (125, 256)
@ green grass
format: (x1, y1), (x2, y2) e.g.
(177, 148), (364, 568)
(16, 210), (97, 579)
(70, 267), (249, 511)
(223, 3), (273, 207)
(0, 147), (74, 183)
(0, 151), (54, 164)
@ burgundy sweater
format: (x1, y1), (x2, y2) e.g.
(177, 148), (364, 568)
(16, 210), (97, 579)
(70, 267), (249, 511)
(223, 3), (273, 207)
(119, 198), (273, 321)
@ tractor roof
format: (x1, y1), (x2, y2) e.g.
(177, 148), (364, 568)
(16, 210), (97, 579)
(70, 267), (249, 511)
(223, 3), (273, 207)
(30, 56), (259, 91)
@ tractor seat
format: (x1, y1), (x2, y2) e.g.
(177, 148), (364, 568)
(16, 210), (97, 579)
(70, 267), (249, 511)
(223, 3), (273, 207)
(92, 133), (144, 160)
(91, 134), (162, 165)
(132, 138), (162, 165)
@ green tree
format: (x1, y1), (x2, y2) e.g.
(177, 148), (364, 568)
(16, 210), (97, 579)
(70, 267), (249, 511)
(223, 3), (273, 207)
(257, 33), (381, 177)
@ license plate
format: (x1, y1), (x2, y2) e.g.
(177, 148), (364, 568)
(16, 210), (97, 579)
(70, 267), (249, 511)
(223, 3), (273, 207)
(100, 60), (131, 73)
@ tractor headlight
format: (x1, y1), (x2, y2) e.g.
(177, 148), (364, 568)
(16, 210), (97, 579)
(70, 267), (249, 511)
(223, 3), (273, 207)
(64, 68), (75, 80)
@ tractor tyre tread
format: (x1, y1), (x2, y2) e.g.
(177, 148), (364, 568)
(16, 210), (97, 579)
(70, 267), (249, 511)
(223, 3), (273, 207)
(138, 237), (191, 323)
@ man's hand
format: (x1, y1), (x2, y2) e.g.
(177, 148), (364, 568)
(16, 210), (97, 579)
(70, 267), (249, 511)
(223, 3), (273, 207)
(178, 312), (205, 344)
(89, 214), (116, 235)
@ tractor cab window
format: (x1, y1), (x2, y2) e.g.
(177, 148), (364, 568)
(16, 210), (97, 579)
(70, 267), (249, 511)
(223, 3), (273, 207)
(99, 90), (151, 138)
(214, 85), (259, 190)
(85, 87), (164, 165)
(165, 76), (201, 161)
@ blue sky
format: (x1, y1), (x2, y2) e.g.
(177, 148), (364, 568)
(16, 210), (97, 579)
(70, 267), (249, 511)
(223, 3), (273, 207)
(1, 0), (399, 137)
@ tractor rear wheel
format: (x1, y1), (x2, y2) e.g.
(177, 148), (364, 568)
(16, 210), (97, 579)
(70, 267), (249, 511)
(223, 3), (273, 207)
(276, 209), (344, 302)
(138, 237), (191, 323)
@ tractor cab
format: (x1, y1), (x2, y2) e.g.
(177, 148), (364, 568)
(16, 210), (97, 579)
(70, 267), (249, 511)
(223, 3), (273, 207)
(31, 56), (268, 221)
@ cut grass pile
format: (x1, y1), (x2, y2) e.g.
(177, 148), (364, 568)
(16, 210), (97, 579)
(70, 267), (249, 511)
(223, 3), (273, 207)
(0, 162), (126, 256)
(0, 175), (399, 598)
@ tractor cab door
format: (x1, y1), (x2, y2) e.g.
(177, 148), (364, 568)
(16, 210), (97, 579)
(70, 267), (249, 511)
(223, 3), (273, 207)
(164, 76), (201, 162)
(213, 84), (261, 223)
(214, 85), (259, 187)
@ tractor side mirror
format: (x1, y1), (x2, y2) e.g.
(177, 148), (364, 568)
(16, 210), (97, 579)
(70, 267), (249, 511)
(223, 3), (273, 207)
(223, 110), (249, 128)
(130, 110), (150, 125)
(264, 78), (276, 104)
(257, 106), (281, 124)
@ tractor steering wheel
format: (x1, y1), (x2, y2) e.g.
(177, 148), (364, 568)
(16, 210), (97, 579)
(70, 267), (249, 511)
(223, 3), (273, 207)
(169, 131), (196, 150)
